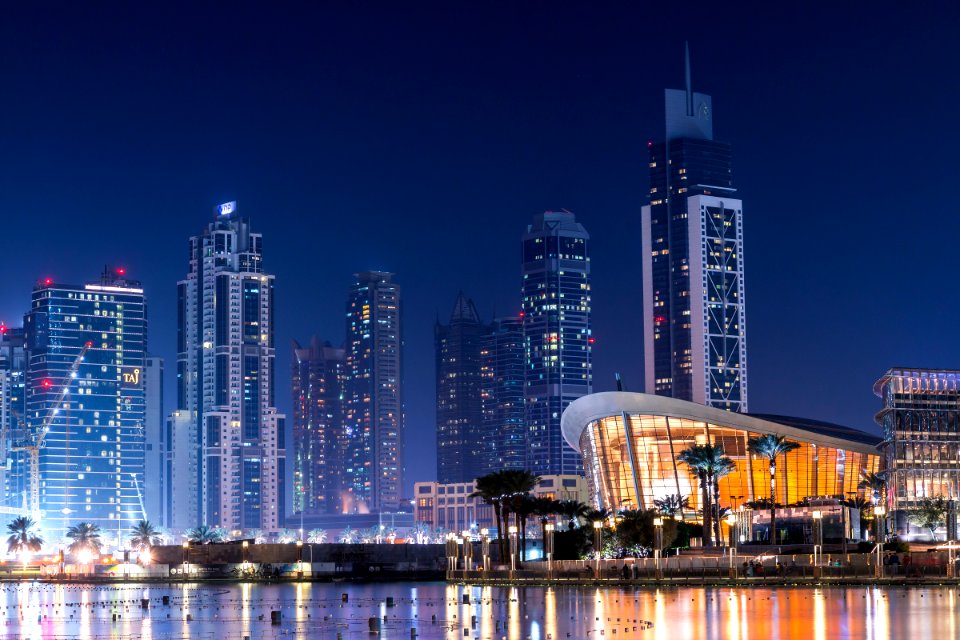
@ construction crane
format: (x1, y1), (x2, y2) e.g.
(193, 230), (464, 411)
(12, 341), (91, 519)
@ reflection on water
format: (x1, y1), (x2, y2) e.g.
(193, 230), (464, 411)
(0, 581), (952, 639)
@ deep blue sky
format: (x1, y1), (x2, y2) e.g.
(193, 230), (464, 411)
(0, 3), (957, 496)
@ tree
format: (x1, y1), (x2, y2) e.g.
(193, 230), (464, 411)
(678, 444), (733, 546)
(6, 516), (43, 556)
(710, 457), (737, 546)
(247, 529), (266, 544)
(129, 520), (162, 551)
(307, 528), (327, 543)
(338, 526), (356, 543)
(906, 496), (948, 540)
(66, 522), (103, 557)
(747, 435), (800, 544)
(276, 528), (298, 543)
(470, 472), (509, 560)
(499, 470), (541, 563)
(653, 494), (689, 519)
(859, 472), (887, 506)
(186, 525), (226, 544)
(529, 496), (559, 547)
(556, 500), (591, 531)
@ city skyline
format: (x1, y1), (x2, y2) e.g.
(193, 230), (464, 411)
(0, 4), (957, 495)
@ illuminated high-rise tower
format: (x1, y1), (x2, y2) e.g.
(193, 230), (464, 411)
(170, 202), (285, 532)
(23, 268), (146, 542)
(641, 45), (748, 411)
(522, 211), (592, 476)
(343, 272), (403, 512)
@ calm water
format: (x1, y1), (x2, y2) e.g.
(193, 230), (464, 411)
(0, 581), (954, 639)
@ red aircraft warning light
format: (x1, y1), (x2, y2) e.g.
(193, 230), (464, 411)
(588, 337), (596, 345)
(43, 278), (53, 286)
(116, 267), (126, 275)
(42, 379), (52, 389)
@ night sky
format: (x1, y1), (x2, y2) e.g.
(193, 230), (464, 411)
(1, 3), (958, 496)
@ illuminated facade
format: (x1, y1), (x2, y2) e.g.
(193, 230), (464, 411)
(292, 337), (346, 515)
(522, 211), (592, 476)
(562, 392), (881, 514)
(344, 271), (403, 512)
(641, 45), (747, 411)
(478, 316), (526, 475)
(24, 268), (146, 542)
(435, 292), (486, 483)
(875, 368), (960, 529)
(0, 326), (27, 510)
(171, 202), (285, 532)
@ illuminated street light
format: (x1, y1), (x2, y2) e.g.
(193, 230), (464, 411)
(508, 526), (519, 573)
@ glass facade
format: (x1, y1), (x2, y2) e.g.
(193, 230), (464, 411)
(24, 270), (146, 543)
(875, 369), (960, 516)
(564, 393), (880, 515)
(478, 316), (526, 475)
(522, 211), (592, 476)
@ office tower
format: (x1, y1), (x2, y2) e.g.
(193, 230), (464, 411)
(171, 202), (285, 532)
(875, 368), (960, 537)
(522, 210), (592, 476)
(435, 292), (486, 484)
(478, 316), (526, 475)
(0, 326), (27, 509)
(23, 268), (146, 542)
(292, 337), (346, 515)
(344, 272), (403, 512)
(641, 45), (748, 411)
(143, 356), (165, 526)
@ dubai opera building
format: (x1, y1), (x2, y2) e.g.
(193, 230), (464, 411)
(561, 392), (882, 514)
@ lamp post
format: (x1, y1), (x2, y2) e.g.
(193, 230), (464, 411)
(181, 542), (189, 580)
(480, 528), (490, 572)
(545, 523), (555, 578)
(241, 540), (249, 570)
(296, 540), (304, 579)
(874, 505), (887, 578)
(593, 521), (602, 578)
(811, 510), (823, 570)
(461, 531), (473, 571)
(653, 518), (663, 579)
(508, 526), (518, 573)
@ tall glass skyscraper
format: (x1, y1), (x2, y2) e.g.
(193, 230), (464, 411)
(478, 316), (526, 475)
(522, 211), (592, 476)
(23, 268), (146, 543)
(292, 337), (346, 515)
(344, 272), (403, 512)
(641, 46), (748, 412)
(170, 202), (285, 532)
(0, 326), (27, 510)
(435, 292), (485, 484)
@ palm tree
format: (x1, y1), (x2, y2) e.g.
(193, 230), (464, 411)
(499, 470), (541, 563)
(277, 528), (298, 543)
(710, 457), (738, 545)
(129, 520), (162, 551)
(678, 444), (720, 546)
(747, 434), (800, 544)
(66, 522), (103, 557)
(6, 516), (43, 556)
(338, 526), (356, 543)
(470, 472), (508, 560)
(529, 496), (559, 545)
(247, 529), (266, 544)
(185, 525), (226, 544)
(653, 494), (689, 519)
(556, 500), (591, 530)
(859, 472), (887, 506)
(307, 528), (327, 543)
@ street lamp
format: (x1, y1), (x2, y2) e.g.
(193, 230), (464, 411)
(873, 505), (887, 578)
(508, 525), (518, 573)
(461, 531), (473, 571)
(181, 542), (189, 579)
(653, 517), (663, 579)
(242, 540), (249, 565)
(811, 510), (823, 568)
(544, 523), (555, 577)
(593, 521), (602, 578)
(296, 540), (304, 578)
(480, 528), (490, 572)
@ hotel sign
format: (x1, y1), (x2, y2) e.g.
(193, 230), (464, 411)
(121, 367), (142, 387)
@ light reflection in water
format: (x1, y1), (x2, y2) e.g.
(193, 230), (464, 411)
(0, 582), (953, 638)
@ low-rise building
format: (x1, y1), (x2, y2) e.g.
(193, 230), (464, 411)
(414, 475), (589, 535)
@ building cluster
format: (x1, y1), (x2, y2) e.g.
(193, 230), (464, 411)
(0, 48), (956, 547)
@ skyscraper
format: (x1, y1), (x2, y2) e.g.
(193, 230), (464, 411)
(435, 292), (486, 484)
(478, 316), (526, 475)
(143, 356), (165, 527)
(344, 272), (403, 512)
(23, 268), (146, 542)
(0, 326), (27, 510)
(641, 45), (748, 411)
(292, 337), (346, 515)
(522, 211), (592, 476)
(170, 201), (285, 532)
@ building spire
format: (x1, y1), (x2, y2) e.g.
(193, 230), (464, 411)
(685, 40), (693, 116)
